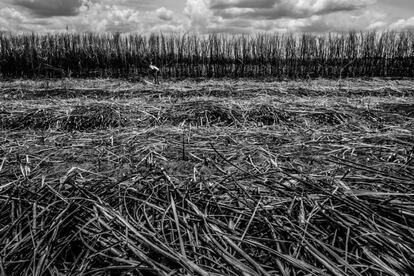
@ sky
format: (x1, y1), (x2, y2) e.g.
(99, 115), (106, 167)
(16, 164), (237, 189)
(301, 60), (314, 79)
(0, 0), (413, 33)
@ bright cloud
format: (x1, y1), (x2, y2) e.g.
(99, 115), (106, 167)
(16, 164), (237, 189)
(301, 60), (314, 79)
(156, 7), (174, 21)
(390, 17), (414, 30)
(0, 7), (30, 31)
(184, 0), (213, 33)
(75, 2), (141, 32)
(73, 3), (182, 33)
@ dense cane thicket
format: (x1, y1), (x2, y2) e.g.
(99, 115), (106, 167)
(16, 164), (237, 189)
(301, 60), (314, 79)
(0, 31), (414, 79)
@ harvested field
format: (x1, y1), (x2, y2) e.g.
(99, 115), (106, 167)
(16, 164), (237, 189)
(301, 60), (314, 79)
(1, 78), (414, 275)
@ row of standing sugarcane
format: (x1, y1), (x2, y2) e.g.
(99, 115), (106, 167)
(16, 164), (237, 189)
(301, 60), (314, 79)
(0, 31), (413, 78)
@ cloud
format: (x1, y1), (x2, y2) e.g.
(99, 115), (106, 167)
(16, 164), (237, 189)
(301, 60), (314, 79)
(184, 0), (213, 33)
(213, 0), (377, 20)
(0, 0), (385, 33)
(184, 0), (380, 33)
(389, 17), (414, 30)
(210, 0), (275, 9)
(287, 9), (385, 32)
(0, 7), (58, 32)
(367, 21), (386, 30)
(72, 2), (184, 33)
(73, 3), (141, 32)
(0, 7), (26, 31)
(13, 0), (83, 17)
(155, 7), (174, 21)
(0, 1), (184, 33)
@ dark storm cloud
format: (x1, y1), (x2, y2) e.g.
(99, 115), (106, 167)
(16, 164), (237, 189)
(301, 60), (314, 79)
(13, 0), (83, 17)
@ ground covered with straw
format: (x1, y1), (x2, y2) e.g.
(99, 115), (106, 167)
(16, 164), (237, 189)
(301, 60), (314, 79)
(0, 78), (414, 275)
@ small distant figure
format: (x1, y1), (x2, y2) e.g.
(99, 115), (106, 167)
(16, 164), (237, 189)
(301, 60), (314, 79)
(149, 61), (160, 84)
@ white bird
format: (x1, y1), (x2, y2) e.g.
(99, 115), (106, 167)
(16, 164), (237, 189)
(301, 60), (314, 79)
(149, 61), (160, 84)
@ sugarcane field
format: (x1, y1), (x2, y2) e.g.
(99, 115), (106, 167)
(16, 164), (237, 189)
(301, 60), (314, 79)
(1, 31), (414, 276)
